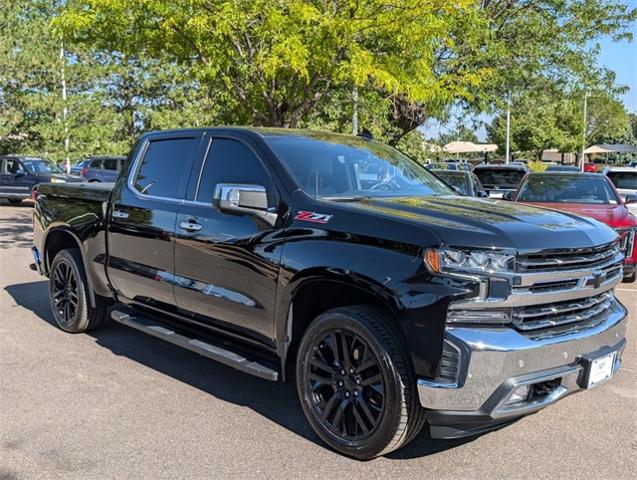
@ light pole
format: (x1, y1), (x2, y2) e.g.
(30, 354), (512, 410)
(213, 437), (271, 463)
(505, 92), (511, 164)
(352, 86), (358, 135)
(60, 42), (70, 173)
(581, 92), (589, 171)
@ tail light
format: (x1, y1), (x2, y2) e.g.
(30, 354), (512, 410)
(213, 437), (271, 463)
(81, 166), (88, 177)
(31, 189), (39, 201)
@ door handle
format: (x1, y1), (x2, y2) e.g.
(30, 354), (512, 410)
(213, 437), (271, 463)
(112, 210), (129, 219)
(179, 221), (202, 232)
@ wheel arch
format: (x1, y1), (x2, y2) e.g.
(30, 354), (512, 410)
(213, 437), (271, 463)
(277, 269), (407, 382)
(42, 227), (97, 308)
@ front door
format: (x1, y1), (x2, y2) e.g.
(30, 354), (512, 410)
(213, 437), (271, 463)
(0, 158), (33, 197)
(173, 136), (284, 344)
(107, 135), (202, 309)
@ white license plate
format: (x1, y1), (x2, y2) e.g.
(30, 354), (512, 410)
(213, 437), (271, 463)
(587, 352), (615, 388)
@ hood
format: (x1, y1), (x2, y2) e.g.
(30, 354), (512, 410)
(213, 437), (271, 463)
(341, 196), (617, 251)
(519, 201), (637, 229)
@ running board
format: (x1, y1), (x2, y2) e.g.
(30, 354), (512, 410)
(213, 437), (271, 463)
(110, 308), (278, 381)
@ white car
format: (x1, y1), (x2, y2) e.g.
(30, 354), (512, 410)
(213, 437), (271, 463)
(603, 166), (637, 215)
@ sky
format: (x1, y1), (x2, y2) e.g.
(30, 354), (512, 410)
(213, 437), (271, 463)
(426, 2), (637, 142)
(598, 0), (637, 112)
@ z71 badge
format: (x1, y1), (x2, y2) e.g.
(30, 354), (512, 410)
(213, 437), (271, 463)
(294, 210), (333, 224)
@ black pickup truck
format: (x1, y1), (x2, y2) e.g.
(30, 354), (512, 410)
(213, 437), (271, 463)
(32, 128), (627, 459)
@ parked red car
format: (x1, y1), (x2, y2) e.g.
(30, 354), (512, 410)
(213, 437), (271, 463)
(510, 172), (636, 282)
(583, 162), (598, 173)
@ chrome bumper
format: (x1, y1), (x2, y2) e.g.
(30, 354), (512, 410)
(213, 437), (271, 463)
(418, 298), (627, 414)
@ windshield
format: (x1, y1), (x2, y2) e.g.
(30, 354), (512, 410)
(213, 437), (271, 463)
(606, 171), (637, 190)
(517, 175), (619, 204)
(474, 168), (524, 187)
(434, 171), (469, 194)
(22, 159), (63, 174)
(265, 134), (455, 199)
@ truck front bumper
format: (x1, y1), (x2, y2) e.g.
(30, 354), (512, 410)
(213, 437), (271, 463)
(418, 298), (627, 439)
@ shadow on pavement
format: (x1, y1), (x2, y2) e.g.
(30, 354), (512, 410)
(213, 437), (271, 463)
(0, 202), (33, 249)
(5, 279), (478, 460)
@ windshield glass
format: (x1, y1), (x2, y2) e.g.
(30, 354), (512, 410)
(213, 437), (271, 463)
(434, 171), (469, 194)
(265, 134), (455, 199)
(474, 168), (524, 187)
(517, 175), (619, 204)
(22, 159), (63, 174)
(606, 171), (637, 190)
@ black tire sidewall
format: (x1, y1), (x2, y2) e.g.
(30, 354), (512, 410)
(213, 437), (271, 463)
(49, 249), (90, 333)
(296, 311), (405, 459)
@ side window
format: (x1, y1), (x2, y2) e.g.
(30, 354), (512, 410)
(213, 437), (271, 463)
(5, 159), (21, 174)
(103, 158), (118, 171)
(90, 159), (103, 169)
(134, 137), (198, 198)
(196, 139), (272, 205)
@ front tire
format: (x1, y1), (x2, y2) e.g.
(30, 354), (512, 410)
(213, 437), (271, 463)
(296, 306), (425, 459)
(49, 249), (110, 333)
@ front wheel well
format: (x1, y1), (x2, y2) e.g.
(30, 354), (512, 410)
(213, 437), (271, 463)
(283, 280), (402, 381)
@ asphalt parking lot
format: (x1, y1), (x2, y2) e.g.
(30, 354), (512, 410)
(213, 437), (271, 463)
(1, 199), (636, 479)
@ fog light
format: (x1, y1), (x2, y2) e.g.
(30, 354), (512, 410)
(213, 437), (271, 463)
(505, 385), (530, 406)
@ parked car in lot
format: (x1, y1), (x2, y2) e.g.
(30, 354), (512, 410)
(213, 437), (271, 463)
(81, 156), (125, 182)
(0, 155), (85, 204)
(584, 162), (598, 173)
(32, 128), (628, 459)
(602, 167), (637, 215)
(432, 169), (488, 197)
(70, 159), (90, 176)
(473, 163), (527, 198)
(511, 172), (636, 282)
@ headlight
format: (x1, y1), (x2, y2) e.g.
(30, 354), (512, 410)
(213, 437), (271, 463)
(425, 247), (515, 274)
(50, 177), (66, 183)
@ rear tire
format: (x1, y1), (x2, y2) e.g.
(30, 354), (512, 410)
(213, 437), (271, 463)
(296, 306), (425, 460)
(49, 249), (110, 333)
(7, 198), (22, 205)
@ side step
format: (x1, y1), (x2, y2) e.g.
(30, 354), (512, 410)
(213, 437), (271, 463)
(110, 308), (278, 381)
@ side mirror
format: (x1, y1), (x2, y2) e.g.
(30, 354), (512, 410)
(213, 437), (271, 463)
(478, 190), (489, 198)
(14, 170), (26, 178)
(502, 191), (514, 201)
(214, 183), (277, 226)
(625, 194), (637, 205)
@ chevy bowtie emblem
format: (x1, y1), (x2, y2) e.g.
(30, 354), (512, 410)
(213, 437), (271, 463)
(592, 271), (606, 289)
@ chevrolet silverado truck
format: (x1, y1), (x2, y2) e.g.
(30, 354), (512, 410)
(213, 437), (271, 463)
(31, 128), (627, 459)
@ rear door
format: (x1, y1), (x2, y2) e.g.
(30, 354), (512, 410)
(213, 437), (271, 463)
(107, 134), (202, 309)
(173, 135), (283, 343)
(102, 158), (120, 182)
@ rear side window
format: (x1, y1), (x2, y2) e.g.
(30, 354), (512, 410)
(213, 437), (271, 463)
(103, 158), (118, 171)
(134, 137), (198, 198)
(196, 139), (271, 204)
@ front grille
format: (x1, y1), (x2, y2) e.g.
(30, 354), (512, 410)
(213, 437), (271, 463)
(516, 241), (619, 272)
(512, 291), (614, 331)
(528, 279), (579, 293)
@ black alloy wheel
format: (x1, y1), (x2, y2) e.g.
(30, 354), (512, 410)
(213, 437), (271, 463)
(307, 329), (385, 440)
(51, 258), (80, 326)
(48, 248), (110, 333)
(296, 306), (425, 459)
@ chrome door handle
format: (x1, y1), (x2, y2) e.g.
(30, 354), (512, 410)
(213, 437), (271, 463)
(179, 221), (202, 232)
(112, 210), (129, 219)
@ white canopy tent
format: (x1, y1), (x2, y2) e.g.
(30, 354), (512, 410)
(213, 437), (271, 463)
(584, 144), (637, 154)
